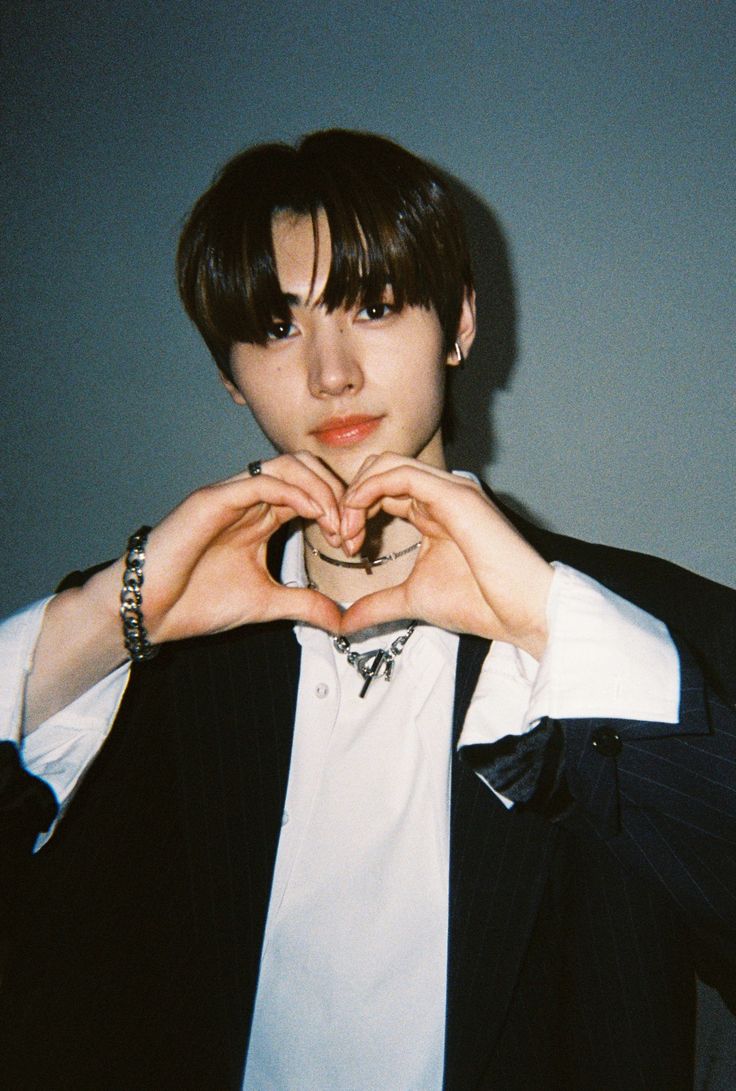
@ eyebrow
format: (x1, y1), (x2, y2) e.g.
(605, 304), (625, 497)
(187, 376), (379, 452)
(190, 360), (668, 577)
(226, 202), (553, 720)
(276, 290), (327, 310)
(271, 292), (309, 313)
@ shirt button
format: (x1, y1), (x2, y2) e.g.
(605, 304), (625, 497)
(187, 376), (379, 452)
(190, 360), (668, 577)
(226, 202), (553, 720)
(281, 810), (289, 826)
(315, 683), (330, 698)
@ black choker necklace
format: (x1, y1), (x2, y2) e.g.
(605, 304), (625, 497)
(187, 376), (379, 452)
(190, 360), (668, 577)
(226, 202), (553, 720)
(303, 536), (421, 576)
(303, 538), (420, 697)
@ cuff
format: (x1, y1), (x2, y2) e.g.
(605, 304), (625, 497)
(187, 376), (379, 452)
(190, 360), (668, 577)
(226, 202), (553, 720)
(530, 562), (680, 724)
(0, 597), (54, 744)
(22, 660), (130, 818)
(458, 563), (680, 755)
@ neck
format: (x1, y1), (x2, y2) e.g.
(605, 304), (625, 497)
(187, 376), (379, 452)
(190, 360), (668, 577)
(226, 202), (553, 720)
(304, 514), (421, 603)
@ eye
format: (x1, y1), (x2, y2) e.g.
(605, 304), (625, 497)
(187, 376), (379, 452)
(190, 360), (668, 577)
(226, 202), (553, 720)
(266, 318), (296, 341)
(356, 302), (395, 321)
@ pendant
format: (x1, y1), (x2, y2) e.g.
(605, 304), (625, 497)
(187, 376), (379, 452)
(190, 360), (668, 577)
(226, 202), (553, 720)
(355, 649), (389, 697)
(332, 622), (417, 698)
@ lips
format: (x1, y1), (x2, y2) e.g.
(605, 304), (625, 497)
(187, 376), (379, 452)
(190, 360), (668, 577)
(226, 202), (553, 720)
(311, 415), (384, 447)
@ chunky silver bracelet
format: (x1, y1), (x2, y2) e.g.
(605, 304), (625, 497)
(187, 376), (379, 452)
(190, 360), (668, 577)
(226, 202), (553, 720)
(120, 525), (159, 662)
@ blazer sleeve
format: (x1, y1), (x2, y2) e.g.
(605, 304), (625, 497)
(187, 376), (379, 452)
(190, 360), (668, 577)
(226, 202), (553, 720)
(0, 741), (58, 949)
(462, 624), (736, 995)
(483, 501), (736, 983)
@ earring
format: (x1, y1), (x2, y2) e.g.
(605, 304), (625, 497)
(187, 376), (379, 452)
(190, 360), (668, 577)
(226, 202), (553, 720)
(454, 341), (465, 365)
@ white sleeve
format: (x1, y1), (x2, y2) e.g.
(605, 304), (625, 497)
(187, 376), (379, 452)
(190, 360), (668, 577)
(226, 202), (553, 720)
(458, 561), (680, 751)
(0, 597), (130, 841)
(0, 597), (53, 745)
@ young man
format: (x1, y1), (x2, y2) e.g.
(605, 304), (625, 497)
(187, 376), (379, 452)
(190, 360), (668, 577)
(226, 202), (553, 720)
(1, 130), (734, 1090)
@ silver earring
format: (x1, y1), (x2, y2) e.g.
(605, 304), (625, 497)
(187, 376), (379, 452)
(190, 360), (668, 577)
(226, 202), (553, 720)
(454, 341), (465, 365)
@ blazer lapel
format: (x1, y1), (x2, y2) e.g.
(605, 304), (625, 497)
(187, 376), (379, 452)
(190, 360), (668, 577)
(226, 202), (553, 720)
(168, 620), (302, 1074)
(444, 634), (558, 1091)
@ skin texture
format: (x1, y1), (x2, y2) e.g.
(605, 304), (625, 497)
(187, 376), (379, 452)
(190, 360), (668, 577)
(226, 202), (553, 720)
(24, 211), (552, 732)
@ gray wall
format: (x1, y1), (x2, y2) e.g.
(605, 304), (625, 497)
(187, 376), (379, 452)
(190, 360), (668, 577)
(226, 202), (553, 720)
(1, 2), (735, 1078)
(2, 2), (733, 616)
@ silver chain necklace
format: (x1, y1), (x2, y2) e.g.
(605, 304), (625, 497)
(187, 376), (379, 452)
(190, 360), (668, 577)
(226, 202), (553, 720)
(332, 623), (418, 698)
(305, 543), (419, 697)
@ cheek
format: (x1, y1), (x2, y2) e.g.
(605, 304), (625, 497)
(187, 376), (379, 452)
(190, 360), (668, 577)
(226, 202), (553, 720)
(242, 379), (300, 449)
(415, 359), (447, 414)
(394, 365), (446, 445)
(249, 405), (295, 450)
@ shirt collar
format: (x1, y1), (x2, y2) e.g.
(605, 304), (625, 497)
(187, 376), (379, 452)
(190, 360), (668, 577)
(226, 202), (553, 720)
(281, 522), (310, 590)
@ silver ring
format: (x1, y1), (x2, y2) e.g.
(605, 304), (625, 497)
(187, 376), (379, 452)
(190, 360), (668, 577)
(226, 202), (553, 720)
(248, 460), (262, 476)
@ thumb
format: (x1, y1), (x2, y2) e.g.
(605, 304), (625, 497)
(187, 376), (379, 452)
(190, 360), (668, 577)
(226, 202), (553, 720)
(340, 585), (413, 634)
(269, 586), (343, 633)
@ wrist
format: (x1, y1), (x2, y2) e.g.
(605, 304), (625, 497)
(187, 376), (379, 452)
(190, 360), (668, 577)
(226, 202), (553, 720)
(119, 526), (159, 661)
(509, 561), (553, 661)
(75, 559), (129, 660)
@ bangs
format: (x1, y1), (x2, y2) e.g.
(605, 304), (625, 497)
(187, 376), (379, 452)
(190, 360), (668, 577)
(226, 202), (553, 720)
(177, 131), (472, 375)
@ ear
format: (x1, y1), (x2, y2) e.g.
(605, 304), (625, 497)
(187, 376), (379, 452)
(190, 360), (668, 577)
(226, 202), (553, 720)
(218, 369), (248, 406)
(447, 290), (477, 367)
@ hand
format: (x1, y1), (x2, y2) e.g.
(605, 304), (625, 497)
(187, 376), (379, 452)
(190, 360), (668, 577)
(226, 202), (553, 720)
(137, 452), (345, 641)
(338, 456), (553, 658)
(26, 453), (345, 734)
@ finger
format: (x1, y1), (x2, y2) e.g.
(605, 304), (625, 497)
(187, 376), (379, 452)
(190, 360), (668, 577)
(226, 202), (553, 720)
(267, 585), (343, 632)
(341, 494), (415, 550)
(344, 460), (466, 504)
(225, 454), (343, 526)
(261, 453), (344, 542)
(340, 503), (369, 553)
(345, 452), (458, 493)
(340, 585), (414, 634)
(338, 455), (438, 546)
(348, 452), (381, 484)
(290, 451), (346, 502)
(340, 494), (410, 555)
(342, 464), (460, 531)
(338, 459), (418, 546)
(228, 476), (330, 527)
(172, 475), (326, 545)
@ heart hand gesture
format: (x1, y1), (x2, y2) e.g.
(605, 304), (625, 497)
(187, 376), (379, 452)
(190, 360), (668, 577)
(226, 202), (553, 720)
(338, 455), (553, 659)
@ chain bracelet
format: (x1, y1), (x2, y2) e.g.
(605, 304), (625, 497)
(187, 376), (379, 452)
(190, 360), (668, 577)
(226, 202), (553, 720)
(120, 525), (159, 662)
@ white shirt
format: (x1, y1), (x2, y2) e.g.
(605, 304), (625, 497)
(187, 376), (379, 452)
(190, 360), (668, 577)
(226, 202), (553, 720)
(0, 537), (679, 1090)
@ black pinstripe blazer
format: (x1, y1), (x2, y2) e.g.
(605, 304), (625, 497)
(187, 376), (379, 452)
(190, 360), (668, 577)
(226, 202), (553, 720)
(1, 511), (735, 1090)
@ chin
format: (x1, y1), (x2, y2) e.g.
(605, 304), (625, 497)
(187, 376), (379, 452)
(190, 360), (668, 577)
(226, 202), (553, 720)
(322, 452), (365, 487)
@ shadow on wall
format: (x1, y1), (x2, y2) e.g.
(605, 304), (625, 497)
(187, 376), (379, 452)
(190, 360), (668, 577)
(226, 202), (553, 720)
(437, 169), (551, 533)
(440, 172), (517, 477)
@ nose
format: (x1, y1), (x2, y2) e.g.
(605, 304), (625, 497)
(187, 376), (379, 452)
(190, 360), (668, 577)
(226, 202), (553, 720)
(307, 323), (363, 398)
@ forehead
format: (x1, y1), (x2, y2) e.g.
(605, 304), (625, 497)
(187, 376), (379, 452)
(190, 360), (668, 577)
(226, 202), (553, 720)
(271, 210), (331, 302)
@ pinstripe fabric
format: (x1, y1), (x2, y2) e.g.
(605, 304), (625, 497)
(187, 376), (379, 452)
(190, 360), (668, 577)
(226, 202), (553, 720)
(0, 510), (733, 1088)
(0, 621), (301, 1089)
(467, 826), (697, 1089)
(441, 497), (736, 1089)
